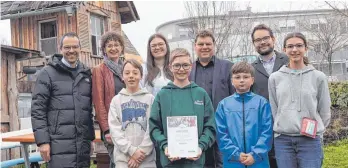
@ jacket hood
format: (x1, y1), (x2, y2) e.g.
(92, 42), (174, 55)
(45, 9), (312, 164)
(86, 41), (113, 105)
(119, 87), (150, 96)
(233, 91), (255, 101)
(278, 64), (315, 74)
(48, 54), (90, 75)
(162, 81), (199, 90)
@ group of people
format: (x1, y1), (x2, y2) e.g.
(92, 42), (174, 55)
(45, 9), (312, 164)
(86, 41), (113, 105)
(31, 24), (331, 168)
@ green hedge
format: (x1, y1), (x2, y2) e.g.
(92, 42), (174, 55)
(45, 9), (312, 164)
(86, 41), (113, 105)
(329, 82), (348, 108)
(324, 82), (348, 144)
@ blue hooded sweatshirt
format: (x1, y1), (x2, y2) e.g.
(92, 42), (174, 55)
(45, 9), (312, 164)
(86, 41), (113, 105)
(215, 92), (272, 168)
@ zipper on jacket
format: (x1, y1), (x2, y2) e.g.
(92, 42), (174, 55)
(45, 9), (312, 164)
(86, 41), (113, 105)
(242, 96), (247, 168)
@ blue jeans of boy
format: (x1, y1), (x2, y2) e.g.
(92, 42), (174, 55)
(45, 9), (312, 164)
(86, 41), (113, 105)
(274, 135), (323, 168)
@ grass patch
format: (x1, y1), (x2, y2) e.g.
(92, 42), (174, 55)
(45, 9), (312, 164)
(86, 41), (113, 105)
(13, 139), (348, 168)
(14, 161), (97, 168)
(323, 139), (348, 168)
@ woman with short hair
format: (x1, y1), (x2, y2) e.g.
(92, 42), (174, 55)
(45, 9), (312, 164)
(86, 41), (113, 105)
(92, 31), (126, 168)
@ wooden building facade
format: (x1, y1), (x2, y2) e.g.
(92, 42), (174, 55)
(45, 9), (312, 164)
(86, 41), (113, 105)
(1, 45), (44, 160)
(1, 1), (140, 69)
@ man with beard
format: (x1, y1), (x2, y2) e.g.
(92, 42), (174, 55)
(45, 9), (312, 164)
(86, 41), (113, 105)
(251, 24), (288, 168)
(189, 30), (234, 168)
(31, 32), (95, 168)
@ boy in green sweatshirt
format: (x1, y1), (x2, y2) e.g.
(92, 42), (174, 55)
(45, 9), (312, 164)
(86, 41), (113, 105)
(149, 48), (216, 168)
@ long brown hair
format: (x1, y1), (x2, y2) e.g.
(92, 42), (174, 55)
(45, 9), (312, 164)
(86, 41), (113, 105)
(145, 33), (173, 87)
(283, 32), (309, 65)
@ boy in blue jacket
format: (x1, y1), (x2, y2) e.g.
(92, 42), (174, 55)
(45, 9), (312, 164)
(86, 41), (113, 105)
(215, 61), (272, 168)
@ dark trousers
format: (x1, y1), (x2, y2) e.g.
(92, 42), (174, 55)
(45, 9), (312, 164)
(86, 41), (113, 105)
(101, 132), (115, 168)
(155, 146), (162, 168)
(204, 142), (222, 168)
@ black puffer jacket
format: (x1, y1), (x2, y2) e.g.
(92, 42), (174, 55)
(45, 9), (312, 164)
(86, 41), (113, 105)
(31, 54), (95, 168)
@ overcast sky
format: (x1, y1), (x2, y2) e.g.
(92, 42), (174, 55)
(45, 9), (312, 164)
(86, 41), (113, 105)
(0, 1), (335, 60)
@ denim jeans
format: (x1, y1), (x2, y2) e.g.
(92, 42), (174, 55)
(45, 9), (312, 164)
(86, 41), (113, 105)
(274, 135), (323, 168)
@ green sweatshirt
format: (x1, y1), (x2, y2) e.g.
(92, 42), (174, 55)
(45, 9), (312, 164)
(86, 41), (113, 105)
(149, 82), (216, 168)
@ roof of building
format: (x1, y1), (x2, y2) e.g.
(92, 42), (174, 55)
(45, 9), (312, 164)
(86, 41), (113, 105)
(156, 8), (337, 31)
(122, 30), (142, 63)
(124, 53), (143, 64)
(0, 1), (140, 24)
(123, 31), (140, 56)
(1, 45), (43, 60)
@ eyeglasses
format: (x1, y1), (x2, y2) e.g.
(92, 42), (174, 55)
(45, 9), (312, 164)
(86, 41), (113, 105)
(106, 44), (121, 49)
(63, 45), (80, 51)
(150, 43), (165, 49)
(196, 42), (213, 47)
(253, 36), (271, 44)
(172, 63), (191, 70)
(285, 44), (305, 50)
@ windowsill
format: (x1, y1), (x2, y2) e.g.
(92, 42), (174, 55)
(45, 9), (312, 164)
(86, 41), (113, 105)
(90, 55), (104, 59)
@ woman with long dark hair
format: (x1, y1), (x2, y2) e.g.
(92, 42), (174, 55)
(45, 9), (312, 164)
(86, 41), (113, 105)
(142, 33), (173, 96)
(268, 32), (331, 168)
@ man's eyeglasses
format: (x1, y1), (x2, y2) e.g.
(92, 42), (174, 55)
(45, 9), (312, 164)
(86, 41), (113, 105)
(285, 44), (305, 50)
(172, 63), (191, 70)
(63, 45), (80, 51)
(196, 42), (213, 47)
(253, 36), (271, 44)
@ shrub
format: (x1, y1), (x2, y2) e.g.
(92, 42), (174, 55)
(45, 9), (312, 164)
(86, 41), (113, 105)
(329, 82), (348, 108)
(324, 82), (348, 144)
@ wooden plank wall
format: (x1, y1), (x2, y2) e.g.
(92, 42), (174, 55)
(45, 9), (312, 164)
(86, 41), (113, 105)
(80, 51), (103, 68)
(1, 52), (10, 133)
(1, 53), (10, 162)
(16, 57), (46, 81)
(9, 2), (123, 68)
(1, 52), (20, 159)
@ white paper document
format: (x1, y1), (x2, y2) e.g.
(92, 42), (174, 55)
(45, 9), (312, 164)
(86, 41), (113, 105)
(167, 116), (198, 157)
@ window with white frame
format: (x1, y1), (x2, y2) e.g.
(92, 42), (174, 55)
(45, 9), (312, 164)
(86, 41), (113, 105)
(340, 21), (348, 34)
(39, 20), (57, 56)
(90, 15), (104, 56)
(179, 27), (190, 38)
(310, 18), (327, 31)
(279, 20), (296, 32)
(167, 33), (173, 40)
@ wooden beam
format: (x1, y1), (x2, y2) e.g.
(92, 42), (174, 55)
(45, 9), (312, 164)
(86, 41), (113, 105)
(7, 55), (20, 131)
(1, 115), (10, 123)
(7, 54), (20, 159)
(118, 7), (130, 13)
(1, 52), (9, 123)
(126, 1), (137, 21)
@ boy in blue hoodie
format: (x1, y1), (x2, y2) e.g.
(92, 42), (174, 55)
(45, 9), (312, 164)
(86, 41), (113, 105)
(215, 61), (273, 168)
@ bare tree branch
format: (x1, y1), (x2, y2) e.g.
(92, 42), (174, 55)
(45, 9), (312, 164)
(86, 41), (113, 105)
(298, 12), (348, 75)
(325, 1), (348, 18)
(184, 1), (253, 59)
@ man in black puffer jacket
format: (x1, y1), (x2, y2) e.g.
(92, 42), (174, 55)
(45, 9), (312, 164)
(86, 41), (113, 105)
(31, 32), (95, 168)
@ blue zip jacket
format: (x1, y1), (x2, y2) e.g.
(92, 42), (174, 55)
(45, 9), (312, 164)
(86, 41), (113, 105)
(215, 92), (273, 168)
